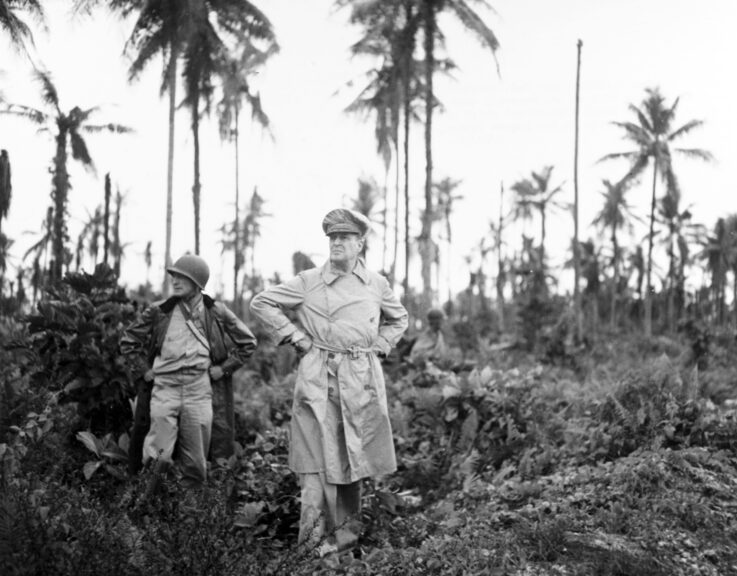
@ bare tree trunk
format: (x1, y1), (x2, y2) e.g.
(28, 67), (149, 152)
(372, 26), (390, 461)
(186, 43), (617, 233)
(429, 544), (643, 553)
(192, 93), (202, 255)
(163, 49), (178, 296)
(573, 39), (583, 342)
(496, 182), (505, 332)
(402, 73), (411, 301)
(391, 138), (400, 287)
(667, 226), (676, 332)
(51, 131), (69, 283)
(645, 159), (659, 337)
(610, 227), (619, 330)
(420, 0), (436, 311)
(381, 170), (389, 274)
(233, 105), (241, 315)
(103, 173), (111, 265)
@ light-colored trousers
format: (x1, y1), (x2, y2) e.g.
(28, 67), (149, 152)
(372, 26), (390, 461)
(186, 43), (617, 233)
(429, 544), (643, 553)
(298, 472), (361, 551)
(298, 372), (362, 550)
(143, 372), (212, 486)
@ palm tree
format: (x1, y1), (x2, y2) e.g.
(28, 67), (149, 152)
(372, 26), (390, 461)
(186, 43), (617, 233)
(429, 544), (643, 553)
(698, 218), (730, 325)
(723, 215), (737, 328)
(511, 166), (565, 267)
(599, 87), (712, 336)
(120, 0), (193, 295)
(592, 179), (638, 329)
(181, 1), (276, 255)
(1, 70), (130, 282)
(217, 38), (277, 314)
(656, 189), (701, 330)
(418, 0), (499, 310)
(0, 0), (44, 54)
(351, 176), (382, 257)
(75, 206), (102, 271)
(433, 176), (462, 304)
(338, 0), (423, 291)
(0, 149), (11, 235)
(341, 0), (403, 275)
(242, 187), (268, 283)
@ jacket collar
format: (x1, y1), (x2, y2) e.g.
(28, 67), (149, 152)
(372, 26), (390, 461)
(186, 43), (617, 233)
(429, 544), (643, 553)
(159, 293), (215, 313)
(321, 258), (369, 285)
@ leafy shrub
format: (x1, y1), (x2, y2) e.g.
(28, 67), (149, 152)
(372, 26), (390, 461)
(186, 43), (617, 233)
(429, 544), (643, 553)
(21, 264), (138, 437)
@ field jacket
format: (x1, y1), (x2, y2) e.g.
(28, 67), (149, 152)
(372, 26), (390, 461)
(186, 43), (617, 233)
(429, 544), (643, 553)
(121, 295), (257, 469)
(250, 260), (408, 483)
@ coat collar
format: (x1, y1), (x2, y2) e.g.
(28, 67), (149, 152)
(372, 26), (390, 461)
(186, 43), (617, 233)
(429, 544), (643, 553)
(321, 258), (369, 285)
(159, 293), (215, 313)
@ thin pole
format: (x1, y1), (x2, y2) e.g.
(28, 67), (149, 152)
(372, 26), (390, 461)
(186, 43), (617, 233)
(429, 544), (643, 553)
(573, 39), (583, 342)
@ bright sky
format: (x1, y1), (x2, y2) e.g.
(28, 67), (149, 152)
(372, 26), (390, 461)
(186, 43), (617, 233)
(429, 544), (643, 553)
(1, 0), (735, 300)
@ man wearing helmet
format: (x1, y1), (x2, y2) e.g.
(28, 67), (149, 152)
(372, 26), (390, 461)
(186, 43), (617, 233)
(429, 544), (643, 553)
(250, 208), (408, 555)
(121, 253), (256, 487)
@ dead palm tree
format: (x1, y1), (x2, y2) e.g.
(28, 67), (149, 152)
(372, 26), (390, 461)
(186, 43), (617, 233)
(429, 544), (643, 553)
(418, 0), (499, 311)
(433, 176), (462, 304)
(181, 0), (276, 255)
(511, 166), (565, 268)
(338, 0), (424, 291)
(0, 149), (11, 235)
(350, 176), (383, 258)
(698, 218), (730, 325)
(120, 0), (194, 294)
(1, 70), (130, 282)
(217, 38), (277, 313)
(599, 87), (712, 336)
(592, 178), (638, 329)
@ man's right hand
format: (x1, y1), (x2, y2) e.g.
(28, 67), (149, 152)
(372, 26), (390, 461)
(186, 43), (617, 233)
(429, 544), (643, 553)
(293, 336), (313, 354)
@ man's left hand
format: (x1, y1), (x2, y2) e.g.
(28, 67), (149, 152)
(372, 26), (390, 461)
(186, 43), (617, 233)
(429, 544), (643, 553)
(209, 366), (225, 381)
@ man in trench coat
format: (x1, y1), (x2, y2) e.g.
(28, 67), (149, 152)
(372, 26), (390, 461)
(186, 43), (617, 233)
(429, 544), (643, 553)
(249, 208), (408, 554)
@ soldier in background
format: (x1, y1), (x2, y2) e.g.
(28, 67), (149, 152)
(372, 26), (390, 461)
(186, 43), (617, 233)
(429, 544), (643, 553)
(409, 308), (449, 366)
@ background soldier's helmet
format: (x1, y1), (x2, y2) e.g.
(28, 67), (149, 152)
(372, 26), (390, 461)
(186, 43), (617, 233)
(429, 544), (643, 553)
(167, 254), (210, 289)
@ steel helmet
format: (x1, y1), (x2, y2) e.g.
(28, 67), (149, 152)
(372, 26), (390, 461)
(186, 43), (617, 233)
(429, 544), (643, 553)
(167, 254), (210, 289)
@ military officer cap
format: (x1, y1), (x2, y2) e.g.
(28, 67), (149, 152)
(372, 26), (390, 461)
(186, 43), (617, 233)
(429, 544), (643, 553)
(322, 208), (371, 237)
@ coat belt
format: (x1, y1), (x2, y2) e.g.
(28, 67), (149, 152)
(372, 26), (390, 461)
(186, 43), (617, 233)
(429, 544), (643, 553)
(312, 340), (373, 359)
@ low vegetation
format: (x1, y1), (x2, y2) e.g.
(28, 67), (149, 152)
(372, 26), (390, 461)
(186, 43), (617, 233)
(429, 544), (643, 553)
(2, 267), (737, 575)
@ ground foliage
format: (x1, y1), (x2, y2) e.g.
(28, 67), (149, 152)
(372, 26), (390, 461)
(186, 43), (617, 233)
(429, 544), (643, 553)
(1, 283), (737, 574)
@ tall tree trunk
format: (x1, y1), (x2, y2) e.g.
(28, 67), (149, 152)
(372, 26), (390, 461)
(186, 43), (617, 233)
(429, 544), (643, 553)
(163, 49), (178, 296)
(381, 170), (389, 274)
(103, 173), (111, 265)
(496, 182), (505, 332)
(540, 208), (547, 265)
(610, 226), (619, 330)
(573, 39), (583, 342)
(733, 268), (737, 328)
(51, 130), (69, 283)
(419, 0), (436, 311)
(667, 225), (676, 332)
(645, 158), (659, 337)
(233, 105), (241, 315)
(391, 136), (400, 287)
(113, 190), (122, 277)
(192, 91), (202, 255)
(402, 64), (411, 301)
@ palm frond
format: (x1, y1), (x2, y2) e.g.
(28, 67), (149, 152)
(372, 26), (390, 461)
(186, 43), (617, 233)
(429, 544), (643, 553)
(0, 103), (48, 124)
(81, 122), (133, 135)
(69, 131), (95, 172)
(32, 69), (61, 112)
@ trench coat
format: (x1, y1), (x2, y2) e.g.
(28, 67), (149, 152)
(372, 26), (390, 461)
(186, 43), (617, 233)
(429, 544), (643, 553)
(120, 294), (257, 472)
(249, 260), (408, 483)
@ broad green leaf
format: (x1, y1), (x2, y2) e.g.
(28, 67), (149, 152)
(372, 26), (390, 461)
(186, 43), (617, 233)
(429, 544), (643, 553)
(76, 431), (101, 457)
(83, 460), (102, 480)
